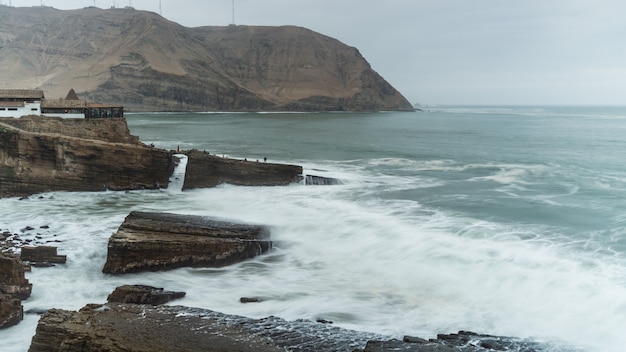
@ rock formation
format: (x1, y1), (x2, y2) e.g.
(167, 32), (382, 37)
(0, 6), (413, 112)
(28, 302), (546, 352)
(107, 285), (185, 305)
(0, 116), (304, 198)
(183, 150), (303, 189)
(20, 246), (66, 266)
(102, 211), (272, 274)
(28, 304), (378, 352)
(0, 116), (173, 198)
(0, 253), (31, 328)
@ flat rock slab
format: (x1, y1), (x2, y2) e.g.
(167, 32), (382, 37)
(102, 211), (272, 274)
(107, 285), (186, 305)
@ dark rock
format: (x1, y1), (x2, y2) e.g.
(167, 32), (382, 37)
(183, 150), (303, 190)
(0, 254), (31, 328)
(362, 339), (456, 352)
(21, 246), (67, 265)
(107, 285), (186, 305)
(305, 174), (343, 185)
(20, 226), (34, 232)
(102, 211), (272, 274)
(403, 336), (429, 344)
(240, 296), (264, 303)
(0, 294), (23, 329)
(0, 253), (32, 300)
(28, 304), (382, 352)
(316, 318), (334, 324)
(39, 225), (49, 229)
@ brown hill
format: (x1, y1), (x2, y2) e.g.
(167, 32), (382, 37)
(0, 5), (413, 112)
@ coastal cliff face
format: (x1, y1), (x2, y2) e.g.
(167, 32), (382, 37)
(0, 6), (413, 112)
(0, 116), (304, 198)
(0, 116), (172, 198)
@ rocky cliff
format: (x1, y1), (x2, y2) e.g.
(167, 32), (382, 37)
(0, 116), (173, 198)
(0, 116), (304, 198)
(0, 5), (413, 112)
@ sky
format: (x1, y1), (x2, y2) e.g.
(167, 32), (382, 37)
(6, 0), (626, 105)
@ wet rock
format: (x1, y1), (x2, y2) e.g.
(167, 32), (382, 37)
(107, 285), (186, 305)
(305, 174), (343, 185)
(0, 294), (23, 329)
(28, 304), (381, 352)
(183, 149), (303, 190)
(20, 246), (66, 266)
(360, 339), (456, 352)
(240, 296), (264, 303)
(0, 253), (31, 328)
(0, 253), (32, 300)
(102, 211), (272, 274)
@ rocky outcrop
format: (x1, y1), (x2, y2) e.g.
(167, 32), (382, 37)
(102, 211), (272, 274)
(107, 285), (185, 305)
(0, 6), (413, 112)
(28, 304), (549, 352)
(183, 150), (303, 189)
(0, 116), (305, 198)
(0, 253), (31, 328)
(21, 246), (66, 266)
(0, 116), (173, 198)
(28, 304), (378, 352)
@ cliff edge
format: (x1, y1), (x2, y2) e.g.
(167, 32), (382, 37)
(0, 6), (413, 112)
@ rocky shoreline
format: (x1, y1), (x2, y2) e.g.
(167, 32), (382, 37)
(27, 298), (555, 352)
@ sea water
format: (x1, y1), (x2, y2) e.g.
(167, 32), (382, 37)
(2, 107), (626, 351)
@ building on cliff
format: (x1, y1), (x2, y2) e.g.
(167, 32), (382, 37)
(0, 89), (44, 117)
(0, 89), (123, 118)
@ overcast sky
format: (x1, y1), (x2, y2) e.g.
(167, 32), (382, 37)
(7, 0), (626, 105)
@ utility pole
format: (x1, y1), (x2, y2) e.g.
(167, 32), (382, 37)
(232, 0), (235, 25)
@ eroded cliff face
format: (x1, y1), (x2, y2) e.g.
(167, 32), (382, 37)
(0, 116), (172, 198)
(0, 6), (413, 112)
(0, 116), (304, 198)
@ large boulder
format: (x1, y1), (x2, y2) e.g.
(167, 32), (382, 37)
(102, 211), (272, 274)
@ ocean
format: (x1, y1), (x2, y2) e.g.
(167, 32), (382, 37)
(1, 106), (626, 351)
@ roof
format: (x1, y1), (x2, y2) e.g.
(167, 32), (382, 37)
(87, 103), (123, 108)
(0, 89), (44, 99)
(41, 99), (87, 109)
(65, 88), (80, 100)
(0, 101), (25, 107)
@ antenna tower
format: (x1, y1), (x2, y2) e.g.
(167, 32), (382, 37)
(129, 0), (132, 7)
(232, 0), (235, 25)
(159, 0), (162, 15)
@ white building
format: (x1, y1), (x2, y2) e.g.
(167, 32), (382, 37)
(0, 89), (44, 118)
(0, 89), (124, 119)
